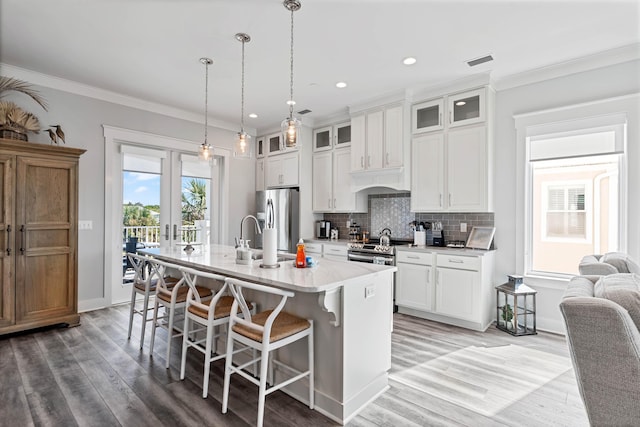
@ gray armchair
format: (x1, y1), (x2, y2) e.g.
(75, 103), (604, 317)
(560, 274), (640, 426)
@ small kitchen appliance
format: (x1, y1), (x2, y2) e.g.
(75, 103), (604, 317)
(432, 221), (445, 247)
(316, 220), (331, 239)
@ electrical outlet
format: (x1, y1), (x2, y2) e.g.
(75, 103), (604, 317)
(346, 220), (351, 227)
(78, 220), (93, 230)
(365, 285), (375, 299)
(460, 222), (467, 232)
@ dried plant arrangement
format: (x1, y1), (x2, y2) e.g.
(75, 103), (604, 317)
(0, 76), (48, 141)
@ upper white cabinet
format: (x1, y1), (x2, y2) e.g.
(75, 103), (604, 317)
(350, 104), (404, 173)
(313, 122), (351, 152)
(411, 86), (493, 212)
(256, 158), (265, 191)
(266, 150), (299, 188)
(312, 145), (366, 212)
(412, 98), (444, 134)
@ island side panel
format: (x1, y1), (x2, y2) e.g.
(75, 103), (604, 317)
(342, 270), (394, 422)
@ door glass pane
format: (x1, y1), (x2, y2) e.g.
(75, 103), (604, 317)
(336, 125), (351, 145)
(181, 156), (212, 246)
(453, 95), (480, 122)
(416, 105), (439, 129)
(316, 130), (331, 149)
(122, 170), (161, 283)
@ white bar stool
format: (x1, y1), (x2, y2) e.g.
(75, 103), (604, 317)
(147, 257), (213, 368)
(222, 277), (314, 427)
(179, 267), (255, 398)
(126, 253), (179, 349)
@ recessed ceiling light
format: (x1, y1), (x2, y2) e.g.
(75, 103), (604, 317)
(403, 57), (417, 65)
(455, 101), (466, 106)
(249, 113), (258, 118)
(336, 82), (347, 88)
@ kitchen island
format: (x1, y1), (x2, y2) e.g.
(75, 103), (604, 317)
(140, 244), (396, 425)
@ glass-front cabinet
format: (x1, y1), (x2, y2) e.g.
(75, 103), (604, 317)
(334, 121), (351, 148)
(448, 88), (485, 128)
(256, 137), (265, 158)
(313, 126), (332, 152)
(412, 98), (444, 134)
(267, 133), (283, 155)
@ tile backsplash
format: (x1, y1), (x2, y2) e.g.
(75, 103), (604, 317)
(323, 192), (495, 245)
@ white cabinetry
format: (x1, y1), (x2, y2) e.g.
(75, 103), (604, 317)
(411, 86), (493, 212)
(396, 251), (433, 311)
(350, 104), (403, 172)
(266, 150), (299, 188)
(266, 133), (284, 155)
(323, 242), (348, 261)
(313, 122), (351, 152)
(312, 149), (366, 213)
(256, 158), (265, 191)
(396, 249), (495, 331)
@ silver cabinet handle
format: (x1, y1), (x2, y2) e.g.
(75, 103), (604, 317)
(328, 198), (331, 209)
(368, 155), (371, 167)
(407, 255), (420, 259)
(439, 194), (443, 207)
(449, 193), (452, 206)
(448, 258), (464, 264)
(173, 224), (178, 241)
(439, 112), (442, 126)
(164, 224), (170, 241)
(333, 198), (336, 209)
(450, 110), (453, 124)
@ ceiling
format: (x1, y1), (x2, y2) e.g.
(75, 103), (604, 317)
(1, 0), (639, 134)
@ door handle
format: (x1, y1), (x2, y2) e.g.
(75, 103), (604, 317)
(173, 224), (178, 241)
(164, 224), (170, 241)
(20, 224), (25, 254)
(449, 193), (452, 206)
(5, 225), (11, 256)
(333, 198), (336, 209)
(439, 194), (442, 207)
(328, 198), (331, 209)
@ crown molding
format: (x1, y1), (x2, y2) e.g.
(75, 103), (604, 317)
(493, 43), (640, 91)
(0, 63), (256, 135)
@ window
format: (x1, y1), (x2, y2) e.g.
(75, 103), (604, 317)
(523, 113), (626, 277)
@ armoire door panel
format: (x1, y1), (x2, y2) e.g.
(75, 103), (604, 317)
(0, 154), (14, 327)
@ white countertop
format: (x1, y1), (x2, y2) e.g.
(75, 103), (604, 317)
(395, 244), (495, 256)
(139, 244), (396, 293)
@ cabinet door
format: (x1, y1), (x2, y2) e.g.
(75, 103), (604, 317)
(384, 105), (403, 168)
(280, 151), (299, 187)
(313, 126), (333, 152)
(411, 133), (445, 212)
(333, 149), (354, 211)
(447, 125), (486, 211)
(256, 137), (266, 158)
(267, 133), (283, 155)
(265, 156), (282, 188)
(334, 122), (351, 148)
(448, 88), (485, 128)
(312, 152), (332, 212)
(15, 156), (78, 323)
(323, 244), (348, 261)
(350, 114), (366, 172)
(256, 158), (265, 191)
(366, 110), (384, 169)
(412, 98), (444, 134)
(396, 262), (432, 311)
(435, 267), (478, 321)
(0, 155), (14, 328)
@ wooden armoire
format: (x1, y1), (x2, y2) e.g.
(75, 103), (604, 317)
(0, 138), (85, 335)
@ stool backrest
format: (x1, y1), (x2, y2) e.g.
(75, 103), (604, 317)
(226, 277), (295, 343)
(179, 266), (229, 317)
(146, 257), (183, 300)
(127, 253), (151, 288)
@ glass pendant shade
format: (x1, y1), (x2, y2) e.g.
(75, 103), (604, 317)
(234, 131), (252, 157)
(199, 143), (213, 161)
(281, 115), (301, 148)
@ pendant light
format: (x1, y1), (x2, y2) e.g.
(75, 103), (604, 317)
(281, 0), (302, 148)
(198, 57), (213, 161)
(234, 33), (252, 158)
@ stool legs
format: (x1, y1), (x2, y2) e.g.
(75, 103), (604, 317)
(308, 321), (314, 409)
(257, 346), (270, 427)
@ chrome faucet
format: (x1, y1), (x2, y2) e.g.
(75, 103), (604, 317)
(239, 215), (262, 248)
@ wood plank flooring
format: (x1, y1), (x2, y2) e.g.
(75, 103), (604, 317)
(0, 307), (589, 426)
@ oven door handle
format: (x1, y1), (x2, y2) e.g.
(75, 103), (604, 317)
(348, 253), (376, 262)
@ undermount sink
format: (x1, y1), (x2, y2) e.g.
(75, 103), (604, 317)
(250, 251), (294, 263)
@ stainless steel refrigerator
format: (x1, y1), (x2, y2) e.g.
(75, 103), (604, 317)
(255, 189), (300, 253)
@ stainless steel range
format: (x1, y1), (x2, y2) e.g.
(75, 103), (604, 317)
(347, 241), (395, 265)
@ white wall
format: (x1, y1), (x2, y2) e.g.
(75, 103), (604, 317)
(493, 60), (640, 333)
(4, 85), (255, 305)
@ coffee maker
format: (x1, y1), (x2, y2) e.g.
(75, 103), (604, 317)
(316, 220), (331, 239)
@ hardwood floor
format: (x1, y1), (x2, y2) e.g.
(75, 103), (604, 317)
(0, 307), (589, 426)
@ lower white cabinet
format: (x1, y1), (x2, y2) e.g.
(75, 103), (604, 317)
(396, 249), (495, 331)
(322, 242), (348, 261)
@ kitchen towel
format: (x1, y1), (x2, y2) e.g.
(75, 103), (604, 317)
(414, 231), (426, 246)
(262, 228), (278, 267)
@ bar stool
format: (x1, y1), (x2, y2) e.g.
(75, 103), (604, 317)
(147, 257), (213, 368)
(179, 267), (255, 398)
(222, 277), (314, 427)
(127, 253), (179, 349)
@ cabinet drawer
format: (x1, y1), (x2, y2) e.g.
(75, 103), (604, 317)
(397, 251), (432, 265)
(305, 243), (322, 254)
(436, 254), (479, 271)
(323, 244), (348, 257)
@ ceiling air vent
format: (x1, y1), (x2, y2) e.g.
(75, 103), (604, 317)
(297, 109), (312, 115)
(467, 54), (494, 67)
